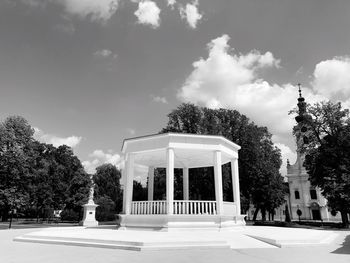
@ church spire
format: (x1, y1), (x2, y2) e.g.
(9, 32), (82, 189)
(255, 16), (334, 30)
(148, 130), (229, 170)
(298, 83), (302, 98)
(296, 83), (306, 117)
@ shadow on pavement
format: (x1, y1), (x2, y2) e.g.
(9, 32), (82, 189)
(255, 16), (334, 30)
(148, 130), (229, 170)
(332, 234), (350, 254)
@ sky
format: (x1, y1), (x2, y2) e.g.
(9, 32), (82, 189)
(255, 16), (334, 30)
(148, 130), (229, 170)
(1, 0), (350, 179)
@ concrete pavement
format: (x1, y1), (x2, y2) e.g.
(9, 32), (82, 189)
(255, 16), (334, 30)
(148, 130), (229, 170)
(0, 227), (349, 263)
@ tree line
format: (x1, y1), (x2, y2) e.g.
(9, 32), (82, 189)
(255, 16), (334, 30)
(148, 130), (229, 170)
(0, 116), (122, 222)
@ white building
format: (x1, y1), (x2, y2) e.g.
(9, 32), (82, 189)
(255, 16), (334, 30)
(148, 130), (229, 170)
(250, 88), (342, 222)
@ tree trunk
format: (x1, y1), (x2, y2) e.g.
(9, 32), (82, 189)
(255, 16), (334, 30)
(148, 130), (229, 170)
(252, 207), (260, 221)
(261, 208), (266, 221)
(340, 211), (349, 228)
(285, 204), (291, 223)
(1, 209), (9, 222)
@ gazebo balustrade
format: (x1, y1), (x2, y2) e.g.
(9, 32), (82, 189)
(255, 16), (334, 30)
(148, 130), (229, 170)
(131, 200), (219, 215)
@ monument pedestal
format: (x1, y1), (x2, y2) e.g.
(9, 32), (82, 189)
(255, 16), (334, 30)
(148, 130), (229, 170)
(80, 201), (99, 227)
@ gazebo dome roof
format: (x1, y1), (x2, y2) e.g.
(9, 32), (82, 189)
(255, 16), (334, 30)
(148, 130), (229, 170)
(122, 133), (240, 168)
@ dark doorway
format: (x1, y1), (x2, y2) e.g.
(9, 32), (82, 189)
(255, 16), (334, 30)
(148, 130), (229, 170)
(312, 209), (321, 220)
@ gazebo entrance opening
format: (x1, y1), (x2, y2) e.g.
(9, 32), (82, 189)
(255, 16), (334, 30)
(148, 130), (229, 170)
(120, 133), (246, 231)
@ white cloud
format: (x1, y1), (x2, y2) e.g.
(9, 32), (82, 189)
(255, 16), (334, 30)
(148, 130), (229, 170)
(134, 0), (161, 28)
(167, 0), (176, 9)
(61, 0), (119, 23)
(152, 95), (168, 104)
(312, 57), (350, 104)
(177, 34), (328, 153)
(179, 0), (203, 29)
(34, 127), (82, 148)
(93, 49), (117, 59)
(274, 142), (297, 177)
(83, 149), (122, 174)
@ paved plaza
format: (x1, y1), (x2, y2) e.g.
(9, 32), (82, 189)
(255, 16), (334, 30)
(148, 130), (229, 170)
(1, 227), (349, 263)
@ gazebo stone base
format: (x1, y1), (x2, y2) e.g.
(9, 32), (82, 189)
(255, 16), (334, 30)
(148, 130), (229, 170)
(119, 214), (246, 231)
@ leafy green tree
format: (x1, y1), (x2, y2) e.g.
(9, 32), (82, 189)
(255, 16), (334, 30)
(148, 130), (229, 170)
(300, 101), (350, 227)
(0, 115), (91, 222)
(161, 103), (286, 219)
(93, 164), (122, 221)
(0, 116), (35, 221)
(55, 145), (90, 221)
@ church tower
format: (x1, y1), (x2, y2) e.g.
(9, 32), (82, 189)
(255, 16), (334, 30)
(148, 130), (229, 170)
(286, 84), (329, 221)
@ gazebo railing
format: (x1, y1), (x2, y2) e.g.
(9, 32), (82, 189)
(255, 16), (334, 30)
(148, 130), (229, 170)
(131, 201), (167, 215)
(131, 200), (217, 215)
(173, 200), (217, 215)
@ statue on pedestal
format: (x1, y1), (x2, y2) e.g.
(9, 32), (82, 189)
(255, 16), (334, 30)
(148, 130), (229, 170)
(80, 175), (99, 227)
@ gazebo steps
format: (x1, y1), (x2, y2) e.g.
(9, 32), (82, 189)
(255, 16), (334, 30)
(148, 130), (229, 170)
(13, 226), (338, 251)
(14, 231), (230, 251)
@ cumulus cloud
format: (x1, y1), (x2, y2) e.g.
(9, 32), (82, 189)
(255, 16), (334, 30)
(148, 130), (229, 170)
(152, 95), (168, 104)
(82, 149), (121, 174)
(93, 49), (118, 59)
(274, 143), (297, 177)
(177, 34), (328, 159)
(134, 0), (161, 28)
(179, 0), (203, 29)
(61, 0), (119, 23)
(34, 127), (82, 148)
(167, 0), (176, 9)
(312, 57), (350, 105)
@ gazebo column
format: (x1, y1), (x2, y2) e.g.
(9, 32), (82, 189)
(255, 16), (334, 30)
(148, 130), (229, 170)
(231, 158), (241, 215)
(147, 166), (154, 201)
(166, 148), (174, 214)
(121, 169), (127, 213)
(214, 151), (224, 215)
(124, 153), (135, 215)
(183, 167), (189, 200)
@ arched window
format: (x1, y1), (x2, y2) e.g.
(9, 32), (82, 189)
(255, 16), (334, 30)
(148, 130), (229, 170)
(310, 189), (317, 200)
(294, 190), (300, 199)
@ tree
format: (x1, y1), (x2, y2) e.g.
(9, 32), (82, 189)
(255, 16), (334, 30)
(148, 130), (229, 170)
(161, 103), (286, 219)
(0, 115), (91, 222)
(55, 145), (90, 222)
(299, 101), (350, 227)
(0, 116), (35, 221)
(93, 164), (122, 221)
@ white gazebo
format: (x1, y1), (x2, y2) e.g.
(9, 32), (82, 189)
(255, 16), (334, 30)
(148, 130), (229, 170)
(119, 133), (246, 231)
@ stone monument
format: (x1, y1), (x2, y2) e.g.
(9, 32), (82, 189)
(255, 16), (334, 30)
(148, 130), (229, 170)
(80, 176), (99, 227)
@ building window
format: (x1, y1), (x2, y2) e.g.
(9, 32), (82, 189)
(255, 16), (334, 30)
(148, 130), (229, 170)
(295, 190), (300, 199)
(310, 189), (317, 200)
